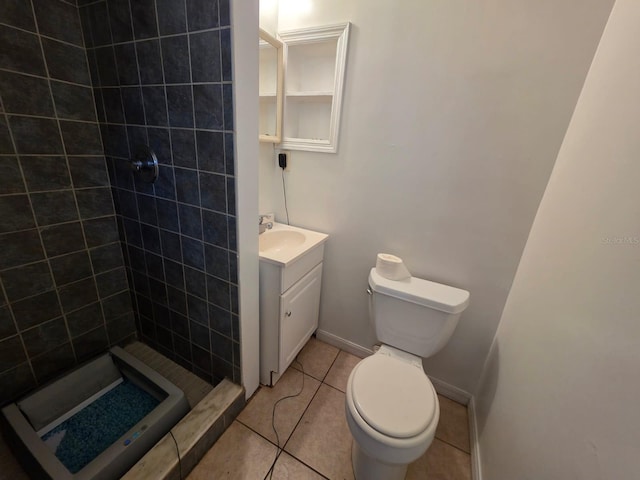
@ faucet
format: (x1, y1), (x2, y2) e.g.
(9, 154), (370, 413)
(259, 214), (273, 234)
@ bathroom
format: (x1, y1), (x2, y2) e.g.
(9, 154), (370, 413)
(1, 0), (639, 478)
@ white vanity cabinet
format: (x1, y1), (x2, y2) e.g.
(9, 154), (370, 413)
(258, 223), (328, 386)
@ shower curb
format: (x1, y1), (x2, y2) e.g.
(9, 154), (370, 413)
(122, 379), (245, 480)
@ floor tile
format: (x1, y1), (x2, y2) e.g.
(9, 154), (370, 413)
(323, 350), (361, 393)
(407, 438), (471, 480)
(270, 452), (327, 479)
(435, 395), (470, 453)
(187, 421), (277, 480)
(237, 368), (320, 446)
(285, 384), (354, 480)
(291, 337), (339, 381)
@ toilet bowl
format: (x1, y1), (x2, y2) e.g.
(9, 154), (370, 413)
(345, 345), (439, 480)
(345, 268), (469, 479)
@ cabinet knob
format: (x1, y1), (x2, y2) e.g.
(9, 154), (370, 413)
(285, 311), (292, 317)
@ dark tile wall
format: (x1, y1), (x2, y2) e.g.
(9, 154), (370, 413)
(0, 0), (135, 404)
(80, 0), (240, 386)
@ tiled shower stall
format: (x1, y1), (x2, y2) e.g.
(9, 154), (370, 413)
(0, 0), (239, 406)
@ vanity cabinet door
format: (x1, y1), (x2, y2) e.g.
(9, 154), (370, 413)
(279, 263), (323, 371)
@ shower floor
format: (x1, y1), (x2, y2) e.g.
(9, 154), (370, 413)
(0, 342), (214, 480)
(42, 379), (160, 474)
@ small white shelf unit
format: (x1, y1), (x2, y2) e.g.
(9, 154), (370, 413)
(279, 23), (351, 153)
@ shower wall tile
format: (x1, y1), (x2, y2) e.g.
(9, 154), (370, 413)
(2, 0), (37, 32)
(114, 43), (139, 86)
(0, 230), (45, 270)
(32, 0), (84, 46)
(0, 71), (54, 117)
(50, 251), (94, 286)
(0, 0), (134, 404)
(9, 117), (64, 155)
(41, 221), (85, 257)
(220, 29), (232, 82)
(68, 156), (110, 187)
(31, 342), (76, 383)
(0, 307), (17, 342)
(51, 82), (97, 122)
(42, 38), (91, 85)
(12, 290), (62, 331)
(186, 0), (219, 31)
(58, 277), (99, 313)
(108, 0), (134, 43)
(0, 336), (26, 372)
(190, 30), (221, 82)
(161, 35), (191, 84)
(131, 0), (159, 40)
(0, 195), (34, 233)
(22, 317), (69, 358)
(1, 261), (53, 303)
(30, 191), (77, 226)
(73, 326), (109, 362)
(0, 118), (14, 154)
(80, 0), (238, 386)
(136, 40), (164, 84)
(66, 302), (104, 338)
(157, 0), (187, 35)
(20, 156), (72, 191)
(0, 25), (46, 76)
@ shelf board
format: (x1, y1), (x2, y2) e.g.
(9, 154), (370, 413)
(285, 91), (333, 98)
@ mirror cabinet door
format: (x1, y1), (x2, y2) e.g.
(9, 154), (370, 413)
(259, 28), (284, 143)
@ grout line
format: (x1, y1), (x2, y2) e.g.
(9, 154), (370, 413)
(0, 240), (123, 273)
(434, 436), (473, 457)
(0, 22), (87, 49)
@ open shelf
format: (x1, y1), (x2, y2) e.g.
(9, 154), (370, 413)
(279, 23), (350, 153)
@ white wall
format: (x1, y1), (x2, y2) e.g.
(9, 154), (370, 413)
(259, 0), (614, 393)
(475, 0), (640, 477)
(232, 0), (260, 398)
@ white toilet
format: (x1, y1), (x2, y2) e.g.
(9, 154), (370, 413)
(345, 267), (470, 480)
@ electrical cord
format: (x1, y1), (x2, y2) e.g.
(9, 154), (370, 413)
(265, 358), (305, 479)
(169, 430), (182, 480)
(281, 167), (290, 225)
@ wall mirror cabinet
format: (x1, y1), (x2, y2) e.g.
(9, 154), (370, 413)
(259, 28), (284, 143)
(259, 23), (350, 153)
(279, 23), (350, 153)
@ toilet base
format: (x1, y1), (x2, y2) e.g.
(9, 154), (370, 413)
(352, 441), (408, 480)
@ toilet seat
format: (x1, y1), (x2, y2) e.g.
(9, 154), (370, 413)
(350, 353), (437, 439)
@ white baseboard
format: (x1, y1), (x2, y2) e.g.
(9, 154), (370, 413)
(315, 329), (373, 358)
(429, 377), (482, 480)
(468, 396), (483, 480)
(428, 375), (472, 405)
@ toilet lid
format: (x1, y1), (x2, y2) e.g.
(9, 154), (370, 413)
(350, 354), (436, 438)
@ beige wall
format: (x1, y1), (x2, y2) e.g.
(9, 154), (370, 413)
(259, 0), (613, 393)
(475, 0), (640, 477)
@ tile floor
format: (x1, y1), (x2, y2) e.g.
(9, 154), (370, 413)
(188, 338), (472, 479)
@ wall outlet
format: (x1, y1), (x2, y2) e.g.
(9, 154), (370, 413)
(276, 150), (290, 171)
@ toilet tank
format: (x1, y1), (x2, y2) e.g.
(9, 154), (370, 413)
(368, 268), (470, 358)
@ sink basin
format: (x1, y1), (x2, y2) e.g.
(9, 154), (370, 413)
(259, 230), (306, 253)
(258, 222), (328, 266)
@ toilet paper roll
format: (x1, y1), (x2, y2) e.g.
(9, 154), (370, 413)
(375, 253), (411, 281)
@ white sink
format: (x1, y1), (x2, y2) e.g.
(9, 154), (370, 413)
(259, 230), (306, 253)
(259, 223), (328, 266)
